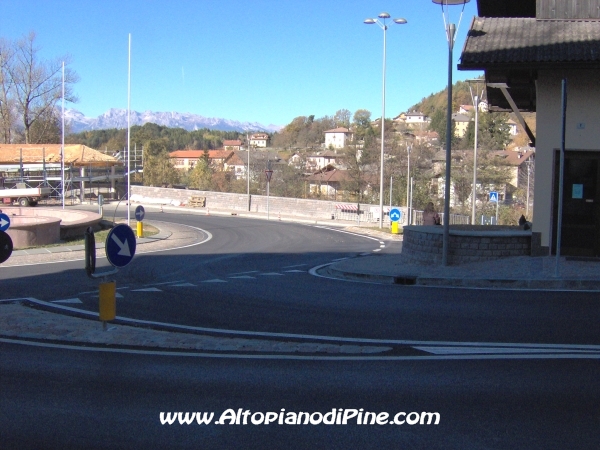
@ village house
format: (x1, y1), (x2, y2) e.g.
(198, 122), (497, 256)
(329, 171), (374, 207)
(223, 140), (242, 151)
(324, 127), (352, 149)
(169, 150), (234, 171)
(249, 133), (269, 148)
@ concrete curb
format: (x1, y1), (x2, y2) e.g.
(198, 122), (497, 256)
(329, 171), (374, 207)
(324, 261), (600, 291)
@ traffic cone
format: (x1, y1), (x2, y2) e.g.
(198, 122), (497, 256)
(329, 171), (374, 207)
(206, 208), (210, 216)
(159, 204), (163, 213)
(278, 212), (281, 221)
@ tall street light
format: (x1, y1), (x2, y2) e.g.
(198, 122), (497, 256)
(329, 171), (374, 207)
(364, 13), (407, 229)
(467, 78), (485, 225)
(432, 0), (469, 265)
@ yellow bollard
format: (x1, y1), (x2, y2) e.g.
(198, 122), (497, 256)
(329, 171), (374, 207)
(99, 281), (116, 324)
(137, 221), (143, 238)
(391, 222), (399, 235)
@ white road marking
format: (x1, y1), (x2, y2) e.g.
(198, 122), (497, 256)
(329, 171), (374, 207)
(202, 279), (227, 283)
(229, 276), (256, 279)
(283, 270), (306, 273)
(52, 298), (83, 304)
(2, 337), (600, 361)
(282, 264), (307, 268)
(229, 270), (259, 276)
(414, 346), (597, 355)
(131, 287), (162, 292)
(259, 272), (284, 276)
(170, 283), (197, 287)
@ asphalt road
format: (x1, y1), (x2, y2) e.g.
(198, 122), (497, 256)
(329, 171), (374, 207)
(1, 210), (599, 448)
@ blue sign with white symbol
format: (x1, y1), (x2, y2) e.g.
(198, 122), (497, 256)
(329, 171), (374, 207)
(489, 191), (498, 202)
(389, 208), (401, 222)
(105, 224), (136, 267)
(0, 213), (10, 231)
(135, 205), (145, 222)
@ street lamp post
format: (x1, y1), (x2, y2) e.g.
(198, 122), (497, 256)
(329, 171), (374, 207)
(432, 0), (469, 266)
(467, 78), (484, 225)
(364, 13), (407, 229)
(265, 160), (273, 221)
(406, 144), (411, 224)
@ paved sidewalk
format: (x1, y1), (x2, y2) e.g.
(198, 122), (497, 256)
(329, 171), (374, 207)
(326, 252), (600, 290)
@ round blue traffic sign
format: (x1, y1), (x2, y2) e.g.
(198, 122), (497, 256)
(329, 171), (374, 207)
(389, 208), (401, 222)
(0, 230), (13, 263)
(135, 205), (145, 222)
(0, 213), (10, 231)
(105, 224), (136, 267)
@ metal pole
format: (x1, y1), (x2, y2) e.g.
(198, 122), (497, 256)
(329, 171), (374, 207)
(406, 145), (410, 209)
(442, 23), (455, 266)
(127, 33), (131, 226)
(61, 62), (65, 209)
(555, 79), (567, 276)
(409, 176), (413, 226)
(379, 23), (387, 229)
(526, 160), (531, 218)
(247, 139), (251, 211)
(471, 95), (479, 224)
(389, 175), (393, 211)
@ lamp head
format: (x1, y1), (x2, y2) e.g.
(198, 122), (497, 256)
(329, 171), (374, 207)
(432, 0), (470, 5)
(364, 18), (376, 24)
(393, 18), (407, 25)
(378, 12), (391, 19)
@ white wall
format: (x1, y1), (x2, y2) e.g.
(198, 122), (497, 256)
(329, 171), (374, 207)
(534, 69), (600, 249)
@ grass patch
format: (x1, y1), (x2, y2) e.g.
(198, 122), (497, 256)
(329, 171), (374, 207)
(23, 222), (160, 249)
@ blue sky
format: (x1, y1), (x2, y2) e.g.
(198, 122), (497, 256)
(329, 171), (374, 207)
(0, 0), (481, 128)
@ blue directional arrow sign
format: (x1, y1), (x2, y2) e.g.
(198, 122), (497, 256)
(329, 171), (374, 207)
(0, 213), (10, 231)
(489, 191), (498, 203)
(135, 205), (145, 222)
(389, 208), (401, 222)
(105, 224), (136, 267)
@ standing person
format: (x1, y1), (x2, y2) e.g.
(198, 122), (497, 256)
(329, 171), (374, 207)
(422, 202), (441, 226)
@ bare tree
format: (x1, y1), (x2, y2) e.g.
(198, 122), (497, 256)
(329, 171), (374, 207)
(0, 38), (15, 143)
(8, 32), (78, 143)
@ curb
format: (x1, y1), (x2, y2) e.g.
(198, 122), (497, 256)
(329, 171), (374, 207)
(325, 261), (600, 291)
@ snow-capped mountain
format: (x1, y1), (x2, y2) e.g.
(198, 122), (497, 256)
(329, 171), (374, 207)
(64, 109), (282, 134)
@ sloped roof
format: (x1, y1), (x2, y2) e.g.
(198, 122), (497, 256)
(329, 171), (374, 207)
(0, 144), (121, 167)
(459, 17), (600, 70)
(169, 150), (234, 160)
(324, 127), (351, 133)
(305, 167), (351, 183)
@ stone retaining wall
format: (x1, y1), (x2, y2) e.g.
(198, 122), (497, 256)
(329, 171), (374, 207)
(131, 186), (390, 221)
(402, 226), (532, 265)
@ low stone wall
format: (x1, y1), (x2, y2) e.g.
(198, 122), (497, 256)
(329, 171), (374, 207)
(130, 186), (391, 221)
(2, 207), (102, 247)
(8, 216), (61, 248)
(402, 225), (532, 265)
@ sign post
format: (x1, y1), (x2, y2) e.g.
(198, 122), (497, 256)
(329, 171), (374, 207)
(85, 224), (137, 331)
(389, 207), (401, 234)
(135, 205), (145, 238)
(265, 167), (273, 221)
(489, 191), (499, 224)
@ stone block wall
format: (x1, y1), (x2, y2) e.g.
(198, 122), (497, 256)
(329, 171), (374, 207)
(402, 226), (532, 265)
(131, 186), (382, 221)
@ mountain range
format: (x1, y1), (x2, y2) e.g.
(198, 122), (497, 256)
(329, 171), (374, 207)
(65, 109), (282, 134)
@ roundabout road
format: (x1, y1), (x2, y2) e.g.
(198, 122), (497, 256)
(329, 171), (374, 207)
(1, 209), (599, 448)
